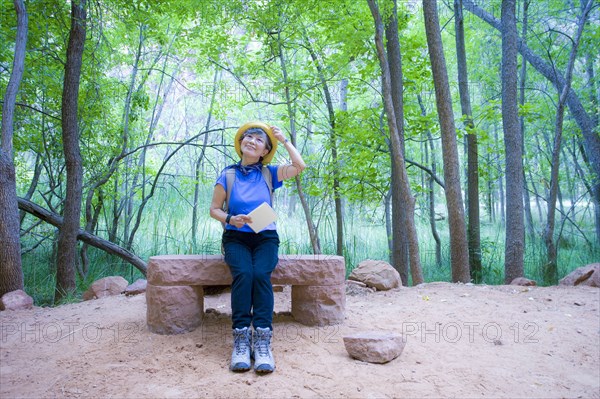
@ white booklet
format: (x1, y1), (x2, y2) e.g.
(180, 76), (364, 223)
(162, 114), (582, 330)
(247, 202), (278, 233)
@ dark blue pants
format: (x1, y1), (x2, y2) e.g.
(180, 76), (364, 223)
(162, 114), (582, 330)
(222, 229), (280, 330)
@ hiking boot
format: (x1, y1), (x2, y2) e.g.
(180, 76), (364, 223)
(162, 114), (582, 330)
(253, 327), (275, 373)
(230, 327), (252, 372)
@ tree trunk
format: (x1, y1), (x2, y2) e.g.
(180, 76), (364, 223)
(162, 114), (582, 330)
(20, 153), (41, 224)
(380, 111), (395, 263)
(385, 188), (393, 263)
(127, 49), (179, 251)
(368, 0), (423, 285)
(0, 0), (27, 297)
(543, 0), (592, 285)
(486, 146), (495, 223)
(108, 176), (119, 243)
(389, 154), (409, 282)
(338, 79), (349, 253)
(276, 25), (321, 254)
(79, 188), (103, 277)
(519, 0), (535, 241)
(55, 0), (87, 303)
(427, 131), (442, 267)
(531, 133), (545, 223)
(192, 67), (218, 251)
(385, 0), (410, 284)
(123, 25), (164, 249)
(454, 0), (482, 282)
(97, 23), (147, 249)
(304, 39), (344, 256)
(501, 0), (525, 284)
(585, 39), (600, 245)
(423, 0), (470, 283)
(418, 94), (442, 266)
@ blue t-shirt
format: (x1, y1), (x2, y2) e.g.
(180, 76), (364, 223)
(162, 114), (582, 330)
(216, 164), (282, 233)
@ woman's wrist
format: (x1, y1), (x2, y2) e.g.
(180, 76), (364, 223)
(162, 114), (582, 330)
(225, 214), (232, 224)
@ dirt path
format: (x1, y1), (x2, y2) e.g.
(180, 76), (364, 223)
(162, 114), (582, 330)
(1, 283), (598, 398)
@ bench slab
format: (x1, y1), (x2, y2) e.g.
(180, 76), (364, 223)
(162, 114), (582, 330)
(146, 254), (346, 334)
(147, 254), (345, 286)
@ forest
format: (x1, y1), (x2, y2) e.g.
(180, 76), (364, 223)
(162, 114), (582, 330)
(1, 0), (598, 306)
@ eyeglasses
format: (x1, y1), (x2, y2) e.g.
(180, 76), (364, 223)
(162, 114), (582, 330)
(242, 134), (266, 146)
(240, 129), (272, 151)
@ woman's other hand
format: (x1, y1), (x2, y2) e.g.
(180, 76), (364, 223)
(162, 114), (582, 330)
(230, 214), (252, 228)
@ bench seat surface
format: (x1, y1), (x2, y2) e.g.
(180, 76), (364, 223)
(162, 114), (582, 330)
(147, 254), (346, 286)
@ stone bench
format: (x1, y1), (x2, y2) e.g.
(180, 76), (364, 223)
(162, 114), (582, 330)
(146, 254), (346, 334)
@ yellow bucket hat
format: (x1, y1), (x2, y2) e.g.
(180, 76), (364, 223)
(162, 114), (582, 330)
(234, 121), (278, 164)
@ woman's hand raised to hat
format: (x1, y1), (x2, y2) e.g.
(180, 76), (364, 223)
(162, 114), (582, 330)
(270, 125), (287, 143)
(270, 124), (307, 181)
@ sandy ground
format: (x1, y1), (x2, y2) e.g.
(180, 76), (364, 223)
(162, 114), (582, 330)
(1, 282), (599, 399)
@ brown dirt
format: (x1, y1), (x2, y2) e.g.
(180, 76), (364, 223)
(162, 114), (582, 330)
(1, 283), (599, 398)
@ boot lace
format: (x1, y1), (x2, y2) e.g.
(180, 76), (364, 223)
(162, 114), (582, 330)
(255, 330), (271, 357)
(233, 329), (250, 355)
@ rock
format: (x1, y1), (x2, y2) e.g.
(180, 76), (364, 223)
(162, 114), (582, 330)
(124, 279), (147, 296)
(343, 331), (406, 364)
(146, 284), (204, 334)
(510, 277), (537, 286)
(291, 284), (346, 326)
(346, 280), (367, 288)
(348, 260), (402, 290)
(83, 276), (129, 301)
(346, 280), (375, 297)
(559, 263), (600, 288)
(0, 289), (34, 311)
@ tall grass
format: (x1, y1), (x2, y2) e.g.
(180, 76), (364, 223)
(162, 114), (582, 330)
(20, 183), (599, 306)
(22, 246), (146, 307)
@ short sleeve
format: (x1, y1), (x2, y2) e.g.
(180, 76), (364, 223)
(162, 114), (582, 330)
(268, 165), (283, 191)
(215, 168), (227, 191)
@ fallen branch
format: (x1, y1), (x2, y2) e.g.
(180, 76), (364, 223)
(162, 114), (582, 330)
(18, 197), (147, 275)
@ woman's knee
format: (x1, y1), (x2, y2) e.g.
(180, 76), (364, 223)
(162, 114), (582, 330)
(231, 267), (253, 282)
(252, 269), (273, 286)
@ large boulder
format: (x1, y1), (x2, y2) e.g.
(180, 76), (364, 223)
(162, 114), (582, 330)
(0, 289), (34, 311)
(83, 276), (129, 300)
(559, 263), (600, 287)
(348, 260), (402, 290)
(343, 331), (406, 364)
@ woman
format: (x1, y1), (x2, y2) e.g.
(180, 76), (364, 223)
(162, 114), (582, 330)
(209, 121), (306, 373)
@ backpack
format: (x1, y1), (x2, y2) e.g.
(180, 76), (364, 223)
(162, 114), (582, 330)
(221, 166), (273, 229)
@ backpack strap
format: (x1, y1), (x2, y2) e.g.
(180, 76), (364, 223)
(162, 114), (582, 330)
(261, 166), (274, 206)
(221, 169), (236, 229)
(224, 168), (236, 214)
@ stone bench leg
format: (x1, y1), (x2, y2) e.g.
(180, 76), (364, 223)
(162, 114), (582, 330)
(146, 284), (204, 334)
(291, 284), (346, 326)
